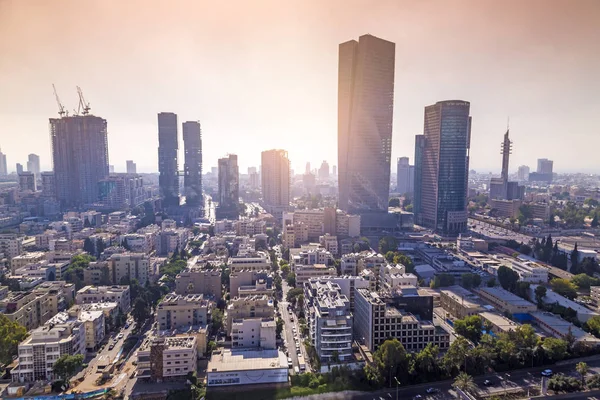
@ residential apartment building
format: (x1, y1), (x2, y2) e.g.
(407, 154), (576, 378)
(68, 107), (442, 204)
(182, 121), (203, 206)
(0, 291), (56, 331)
(231, 318), (276, 349)
(474, 287), (537, 315)
(174, 266), (222, 299)
(83, 261), (111, 286)
(229, 270), (273, 298)
(226, 295), (275, 334)
(108, 253), (149, 285)
(234, 219), (266, 236)
(158, 112), (180, 207)
(306, 276), (370, 311)
(439, 286), (484, 319)
(11, 251), (46, 273)
(49, 309), (105, 351)
(156, 293), (212, 331)
(295, 264), (337, 287)
(354, 289), (449, 352)
(13, 319), (86, 382)
(303, 280), (353, 362)
(228, 251), (271, 274)
(137, 335), (198, 382)
(76, 285), (131, 312)
(289, 245), (334, 269)
(319, 234), (339, 256)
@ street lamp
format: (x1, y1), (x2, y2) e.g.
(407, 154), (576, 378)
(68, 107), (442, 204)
(394, 377), (401, 400)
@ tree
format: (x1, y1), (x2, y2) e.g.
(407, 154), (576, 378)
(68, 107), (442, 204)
(497, 265), (519, 292)
(207, 340), (217, 355)
(550, 278), (578, 300)
(542, 337), (568, 362)
(517, 204), (533, 225)
(519, 244), (532, 255)
(52, 354), (84, 383)
(369, 338), (408, 387)
(280, 264), (290, 278)
(571, 243), (580, 272)
(535, 285), (547, 307)
(431, 273), (455, 288)
(389, 198), (400, 207)
(486, 277), (496, 287)
(548, 373), (582, 393)
(379, 236), (398, 254)
(454, 372), (477, 394)
(585, 315), (600, 337)
(83, 237), (95, 255)
(211, 309), (224, 335)
(592, 215), (599, 228)
(515, 281), (531, 300)
(443, 337), (470, 375)
(571, 273), (600, 289)
(454, 315), (483, 343)
(0, 315), (28, 365)
(286, 272), (296, 287)
(122, 237), (130, 251)
(461, 273), (481, 289)
(576, 361), (589, 387)
(132, 297), (150, 327)
(276, 318), (284, 338)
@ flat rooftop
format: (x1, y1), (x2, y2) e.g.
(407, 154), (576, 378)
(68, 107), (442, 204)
(479, 311), (520, 333)
(530, 312), (600, 343)
(477, 287), (536, 307)
(441, 286), (483, 309)
(208, 349), (287, 373)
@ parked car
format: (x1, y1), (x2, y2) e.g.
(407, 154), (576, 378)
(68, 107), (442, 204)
(483, 379), (493, 386)
(426, 388), (439, 394)
(541, 369), (553, 377)
(108, 344), (115, 350)
(117, 333), (124, 339)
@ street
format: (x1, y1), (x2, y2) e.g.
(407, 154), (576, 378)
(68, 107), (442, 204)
(280, 278), (311, 374)
(468, 218), (534, 243)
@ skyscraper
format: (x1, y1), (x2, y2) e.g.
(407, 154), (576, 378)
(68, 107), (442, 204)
(50, 115), (109, 207)
(182, 121), (202, 206)
(16, 163), (23, 174)
(415, 100), (471, 234)
(338, 34), (395, 213)
(413, 135), (425, 220)
(157, 112), (179, 207)
(217, 154), (239, 218)
(126, 160), (137, 174)
(517, 165), (530, 181)
(537, 158), (553, 174)
(261, 149), (290, 218)
(18, 172), (36, 191)
(318, 161), (330, 180)
(0, 148), (7, 176)
(396, 157), (414, 195)
(27, 154), (40, 179)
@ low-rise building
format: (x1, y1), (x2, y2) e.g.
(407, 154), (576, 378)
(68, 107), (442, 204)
(440, 286), (484, 319)
(229, 270), (273, 298)
(0, 291), (56, 331)
(83, 261), (111, 286)
(530, 312), (600, 346)
(226, 295), (275, 334)
(174, 266), (222, 299)
(290, 245), (334, 269)
(10, 252), (46, 273)
(479, 311), (520, 335)
(156, 293), (212, 331)
(529, 284), (599, 323)
(228, 251), (271, 274)
(137, 335), (198, 382)
(475, 287), (537, 315)
(295, 264), (337, 286)
(76, 285), (131, 312)
(231, 317), (276, 349)
(207, 349), (288, 387)
(505, 260), (548, 283)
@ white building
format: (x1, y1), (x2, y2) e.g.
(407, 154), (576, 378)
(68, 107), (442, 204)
(319, 234), (339, 256)
(289, 245), (334, 269)
(231, 318), (276, 349)
(0, 233), (24, 259)
(529, 285), (599, 323)
(228, 251), (271, 273)
(506, 260), (548, 283)
(156, 293), (212, 330)
(295, 264), (337, 287)
(207, 349), (288, 387)
(306, 276), (370, 310)
(76, 285), (131, 312)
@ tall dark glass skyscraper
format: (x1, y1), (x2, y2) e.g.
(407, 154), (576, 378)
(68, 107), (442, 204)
(415, 101), (471, 234)
(217, 154), (239, 218)
(338, 34), (395, 213)
(413, 135), (425, 220)
(158, 112), (179, 207)
(182, 121), (202, 206)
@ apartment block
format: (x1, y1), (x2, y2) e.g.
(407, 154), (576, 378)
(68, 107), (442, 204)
(229, 270), (273, 298)
(231, 317), (276, 349)
(174, 266), (222, 300)
(0, 291), (56, 331)
(319, 234), (339, 256)
(439, 286), (484, 319)
(295, 264), (337, 287)
(83, 261), (111, 286)
(234, 219), (267, 236)
(303, 280), (353, 362)
(156, 293), (212, 331)
(306, 276), (369, 311)
(137, 335), (198, 382)
(228, 251), (271, 274)
(289, 245), (334, 269)
(226, 295), (275, 334)
(108, 253), (149, 285)
(11, 252), (46, 273)
(76, 285), (131, 312)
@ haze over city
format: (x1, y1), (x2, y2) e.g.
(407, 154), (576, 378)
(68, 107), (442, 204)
(1, 0), (599, 173)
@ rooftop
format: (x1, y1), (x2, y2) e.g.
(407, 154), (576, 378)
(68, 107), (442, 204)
(530, 312), (600, 343)
(479, 311), (520, 333)
(441, 286), (483, 309)
(477, 287), (536, 307)
(208, 349), (287, 372)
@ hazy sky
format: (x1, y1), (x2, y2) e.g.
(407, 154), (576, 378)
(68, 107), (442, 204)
(1, 0), (599, 175)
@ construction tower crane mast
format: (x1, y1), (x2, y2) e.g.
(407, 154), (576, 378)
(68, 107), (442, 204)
(77, 86), (91, 115)
(52, 84), (66, 117)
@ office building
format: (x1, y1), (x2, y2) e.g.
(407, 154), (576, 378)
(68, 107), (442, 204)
(217, 154), (239, 218)
(126, 160), (137, 174)
(156, 293), (212, 330)
(40, 171), (56, 199)
(440, 286), (484, 319)
(474, 287), (536, 315)
(207, 349), (288, 387)
(98, 174), (146, 209)
(0, 147), (7, 175)
(175, 266), (222, 299)
(226, 295), (275, 333)
(158, 112), (180, 207)
(303, 280), (353, 362)
(76, 285), (131, 312)
(229, 270), (273, 298)
(338, 34), (395, 213)
(183, 121), (203, 206)
(318, 161), (330, 180)
(137, 335), (198, 382)
(108, 253), (149, 285)
(517, 165), (530, 181)
(231, 318), (276, 349)
(396, 157), (414, 195)
(16, 163), (23, 174)
(413, 135), (425, 219)
(11, 251), (46, 273)
(537, 158), (554, 174)
(415, 100), (471, 233)
(50, 114), (109, 207)
(261, 149), (290, 218)
(12, 318), (86, 383)
(18, 171), (36, 192)
(27, 153), (40, 179)
(228, 251), (271, 274)
(505, 260), (548, 283)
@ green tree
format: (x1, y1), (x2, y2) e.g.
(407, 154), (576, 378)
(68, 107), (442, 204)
(571, 243), (580, 272)
(550, 278), (578, 300)
(370, 338), (408, 387)
(542, 337), (568, 362)
(414, 343), (440, 379)
(0, 315), (28, 364)
(276, 318), (284, 338)
(517, 204), (533, 225)
(571, 274), (600, 289)
(280, 264), (290, 278)
(443, 336), (470, 375)
(286, 272), (296, 287)
(592, 215), (599, 228)
(83, 237), (95, 255)
(122, 237), (130, 251)
(52, 354), (84, 383)
(379, 236), (398, 254)
(453, 372), (477, 394)
(132, 297), (150, 327)
(535, 285), (547, 306)
(461, 273), (482, 289)
(206, 340), (217, 355)
(497, 265), (519, 292)
(585, 315), (600, 337)
(486, 277), (496, 287)
(548, 373), (582, 393)
(431, 273), (455, 288)
(454, 315), (483, 343)
(576, 361), (589, 387)
(211, 309), (224, 335)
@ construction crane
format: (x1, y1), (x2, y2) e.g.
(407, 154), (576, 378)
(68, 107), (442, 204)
(76, 86), (91, 115)
(52, 84), (66, 117)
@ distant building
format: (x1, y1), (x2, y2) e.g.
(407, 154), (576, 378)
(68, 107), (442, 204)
(0, 147), (7, 175)
(530, 312), (600, 346)
(318, 160), (329, 180)
(517, 165), (530, 181)
(175, 266), (222, 299)
(183, 121), (203, 206)
(158, 112), (180, 207)
(18, 171), (36, 192)
(27, 154), (40, 179)
(295, 264), (337, 287)
(396, 157), (414, 195)
(489, 130), (523, 201)
(537, 158), (554, 174)
(261, 149), (290, 218)
(41, 171), (56, 199)
(440, 286), (484, 319)
(474, 287), (536, 315)
(207, 349), (288, 387)
(16, 163), (23, 174)
(217, 154), (239, 218)
(126, 160), (137, 174)
(108, 253), (149, 285)
(76, 285), (131, 312)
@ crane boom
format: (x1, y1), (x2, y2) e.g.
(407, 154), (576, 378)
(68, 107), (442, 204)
(77, 86), (91, 115)
(52, 84), (66, 117)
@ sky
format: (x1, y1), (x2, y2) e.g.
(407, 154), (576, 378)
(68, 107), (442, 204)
(1, 0), (599, 175)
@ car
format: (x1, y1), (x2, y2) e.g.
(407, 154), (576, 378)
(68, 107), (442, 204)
(413, 396), (422, 400)
(541, 369), (553, 377)
(483, 379), (493, 386)
(426, 388), (438, 394)
(108, 344), (115, 350)
(117, 333), (124, 339)
(124, 323), (130, 329)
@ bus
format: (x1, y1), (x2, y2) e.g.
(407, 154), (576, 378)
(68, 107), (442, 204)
(297, 355), (306, 371)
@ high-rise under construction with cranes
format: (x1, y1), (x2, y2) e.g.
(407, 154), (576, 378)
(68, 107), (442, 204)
(50, 86), (109, 208)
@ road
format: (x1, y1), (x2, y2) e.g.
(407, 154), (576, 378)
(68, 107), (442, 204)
(280, 278), (311, 374)
(469, 218), (534, 244)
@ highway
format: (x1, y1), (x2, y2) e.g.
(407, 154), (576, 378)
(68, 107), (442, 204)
(468, 218), (534, 244)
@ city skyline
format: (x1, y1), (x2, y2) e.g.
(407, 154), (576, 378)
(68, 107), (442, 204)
(1, 0), (600, 174)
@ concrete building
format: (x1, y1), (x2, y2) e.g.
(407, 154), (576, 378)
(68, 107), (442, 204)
(207, 349), (288, 387)
(396, 157), (414, 195)
(304, 280), (353, 362)
(55, 309), (105, 351)
(354, 289), (449, 352)
(414, 100), (471, 233)
(537, 158), (554, 175)
(158, 112), (180, 207)
(230, 270), (273, 298)
(338, 34), (395, 213)
(0, 291), (59, 331)
(126, 160), (137, 174)
(319, 234), (339, 256)
(474, 287), (536, 315)
(50, 114), (109, 207)
(289, 245), (334, 269)
(174, 266), (222, 299)
(182, 121), (203, 206)
(530, 312), (600, 346)
(479, 311), (520, 335)
(529, 285), (599, 323)
(440, 286), (484, 319)
(226, 295), (275, 334)
(506, 260), (548, 283)
(10, 251), (46, 273)
(228, 251), (271, 274)
(12, 319), (86, 383)
(76, 285), (131, 312)
(108, 253), (149, 285)
(261, 149), (290, 218)
(0, 147), (6, 175)
(18, 171), (36, 192)
(156, 293), (212, 331)
(137, 335), (198, 382)
(231, 317), (276, 349)
(306, 276), (370, 311)
(98, 174), (146, 209)
(517, 165), (530, 181)
(217, 154), (239, 218)
(27, 153), (41, 179)
(0, 233), (24, 259)
(234, 219), (267, 236)
(295, 264), (337, 287)
(591, 286), (600, 307)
